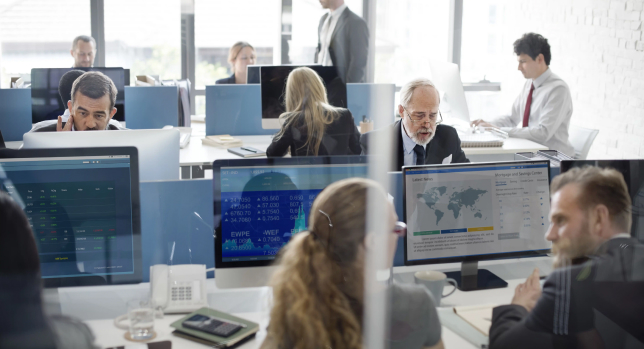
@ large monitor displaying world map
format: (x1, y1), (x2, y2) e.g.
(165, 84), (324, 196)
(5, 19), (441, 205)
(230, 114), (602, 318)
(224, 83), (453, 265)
(403, 161), (552, 264)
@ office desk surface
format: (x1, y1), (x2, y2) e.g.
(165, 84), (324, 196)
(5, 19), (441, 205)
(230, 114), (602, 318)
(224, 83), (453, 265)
(63, 256), (552, 348)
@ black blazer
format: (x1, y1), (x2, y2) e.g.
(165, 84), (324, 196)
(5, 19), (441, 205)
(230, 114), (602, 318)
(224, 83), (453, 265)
(266, 109), (361, 157)
(359, 120), (469, 171)
(215, 74), (236, 84)
(489, 237), (644, 349)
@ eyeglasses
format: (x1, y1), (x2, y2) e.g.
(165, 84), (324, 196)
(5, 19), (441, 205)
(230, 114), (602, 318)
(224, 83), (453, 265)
(393, 222), (407, 237)
(402, 106), (443, 124)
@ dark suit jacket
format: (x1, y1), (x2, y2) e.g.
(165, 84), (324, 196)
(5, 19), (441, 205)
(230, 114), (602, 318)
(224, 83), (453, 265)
(215, 74), (236, 84)
(266, 109), (361, 157)
(359, 120), (469, 171)
(33, 123), (121, 132)
(314, 7), (369, 83)
(489, 237), (644, 349)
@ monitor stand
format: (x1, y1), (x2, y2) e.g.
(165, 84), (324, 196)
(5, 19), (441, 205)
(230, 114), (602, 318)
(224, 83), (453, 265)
(445, 261), (508, 291)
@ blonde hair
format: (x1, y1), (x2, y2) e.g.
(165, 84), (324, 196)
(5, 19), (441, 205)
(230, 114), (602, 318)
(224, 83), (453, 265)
(265, 178), (386, 349)
(274, 67), (340, 155)
(227, 41), (255, 66)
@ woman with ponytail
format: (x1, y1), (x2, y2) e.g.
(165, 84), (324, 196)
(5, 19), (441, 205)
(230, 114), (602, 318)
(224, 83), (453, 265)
(261, 178), (444, 349)
(266, 67), (362, 157)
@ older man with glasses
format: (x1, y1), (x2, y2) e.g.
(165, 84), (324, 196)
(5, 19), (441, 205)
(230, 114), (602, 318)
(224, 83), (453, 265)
(360, 78), (469, 171)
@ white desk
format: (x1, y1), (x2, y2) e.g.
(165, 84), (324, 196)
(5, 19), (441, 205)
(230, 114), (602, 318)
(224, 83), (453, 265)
(6, 122), (547, 179)
(58, 256), (552, 348)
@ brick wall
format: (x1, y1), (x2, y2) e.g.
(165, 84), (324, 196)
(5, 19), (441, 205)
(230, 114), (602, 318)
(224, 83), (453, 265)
(502, 0), (644, 158)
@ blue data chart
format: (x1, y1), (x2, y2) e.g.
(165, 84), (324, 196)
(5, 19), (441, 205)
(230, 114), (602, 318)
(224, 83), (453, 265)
(218, 164), (368, 262)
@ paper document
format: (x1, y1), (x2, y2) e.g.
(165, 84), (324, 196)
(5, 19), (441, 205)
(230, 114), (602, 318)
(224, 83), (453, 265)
(453, 304), (498, 336)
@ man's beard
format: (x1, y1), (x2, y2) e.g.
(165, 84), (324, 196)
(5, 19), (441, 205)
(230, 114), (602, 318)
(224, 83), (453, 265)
(551, 221), (599, 269)
(410, 126), (435, 146)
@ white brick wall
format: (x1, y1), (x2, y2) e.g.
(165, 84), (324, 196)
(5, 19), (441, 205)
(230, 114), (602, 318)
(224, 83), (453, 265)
(502, 0), (644, 158)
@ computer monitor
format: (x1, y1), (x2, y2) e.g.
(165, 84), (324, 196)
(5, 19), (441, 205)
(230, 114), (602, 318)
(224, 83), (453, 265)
(23, 129), (180, 181)
(403, 160), (551, 290)
(561, 160), (644, 242)
(213, 156), (369, 288)
(429, 60), (470, 125)
(0, 147), (142, 287)
(31, 67), (126, 123)
(246, 65), (264, 84)
(260, 65), (347, 129)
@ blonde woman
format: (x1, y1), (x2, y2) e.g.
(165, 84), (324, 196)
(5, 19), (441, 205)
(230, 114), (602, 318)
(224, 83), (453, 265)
(266, 67), (361, 157)
(216, 41), (256, 84)
(261, 178), (444, 349)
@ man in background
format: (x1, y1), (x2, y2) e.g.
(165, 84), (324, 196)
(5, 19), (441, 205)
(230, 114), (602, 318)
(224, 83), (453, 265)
(471, 33), (574, 157)
(490, 166), (644, 348)
(360, 78), (468, 171)
(30, 71), (125, 132)
(71, 35), (97, 68)
(314, 0), (369, 83)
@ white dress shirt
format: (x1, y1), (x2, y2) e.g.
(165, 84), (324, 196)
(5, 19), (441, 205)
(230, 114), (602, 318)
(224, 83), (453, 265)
(401, 122), (426, 166)
(491, 69), (575, 157)
(317, 4), (348, 66)
(29, 109), (126, 132)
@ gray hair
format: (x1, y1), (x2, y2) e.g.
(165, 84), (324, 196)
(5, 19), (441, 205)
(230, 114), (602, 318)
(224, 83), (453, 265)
(399, 78), (440, 108)
(72, 35), (97, 50)
(71, 71), (117, 110)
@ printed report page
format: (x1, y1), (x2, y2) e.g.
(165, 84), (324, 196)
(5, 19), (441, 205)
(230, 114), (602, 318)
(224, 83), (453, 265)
(404, 163), (552, 262)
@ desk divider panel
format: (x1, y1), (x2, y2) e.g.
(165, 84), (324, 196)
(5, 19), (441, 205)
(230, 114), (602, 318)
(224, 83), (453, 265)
(206, 83), (396, 136)
(347, 83), (396, 129)
(124, 86), (179, 129)
(388, 171), (405, 267)
(206, 85), (274, 136)
(0, 89), (32, 141)
(140, 179), (214, 282)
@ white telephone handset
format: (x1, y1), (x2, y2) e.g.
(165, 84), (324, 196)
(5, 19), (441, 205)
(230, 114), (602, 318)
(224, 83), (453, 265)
(150, 264), (208, 314)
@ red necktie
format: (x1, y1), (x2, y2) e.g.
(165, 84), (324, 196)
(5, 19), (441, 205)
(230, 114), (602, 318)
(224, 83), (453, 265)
(522, 83), (535, 127)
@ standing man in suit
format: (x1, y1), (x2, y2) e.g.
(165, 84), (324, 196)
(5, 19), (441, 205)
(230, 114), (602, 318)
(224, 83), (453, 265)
(471, 33), (574, 157)
(314, 0), (369, 83)
(490, 166), (644, 349)
(360, 78), (469, 171)
(71, 35), (97, 68)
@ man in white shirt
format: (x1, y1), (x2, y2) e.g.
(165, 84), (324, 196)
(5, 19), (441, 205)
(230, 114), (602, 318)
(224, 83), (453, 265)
(314, 0), (369, 83)
(472, 33), (574, 157)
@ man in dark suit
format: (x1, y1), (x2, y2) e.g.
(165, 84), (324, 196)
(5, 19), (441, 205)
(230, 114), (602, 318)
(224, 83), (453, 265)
(490, 166), (644, 349)
(360, 78), (469, 171)
(314, 0), (369, 83)
(30, 71), (125, 132)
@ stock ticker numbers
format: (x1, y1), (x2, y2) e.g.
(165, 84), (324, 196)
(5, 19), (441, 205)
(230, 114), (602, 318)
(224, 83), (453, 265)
(4, 181), (118, 255)
(220, 190), (320, 261)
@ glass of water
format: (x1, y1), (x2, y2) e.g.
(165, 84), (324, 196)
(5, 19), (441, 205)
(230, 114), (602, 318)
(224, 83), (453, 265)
(126, 299), (157, 340)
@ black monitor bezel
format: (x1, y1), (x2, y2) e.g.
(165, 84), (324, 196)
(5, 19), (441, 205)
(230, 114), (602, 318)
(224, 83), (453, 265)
(30, 67), (126, 123)
(402, 160), (552, 266)
(213, 156), (369, 269)
(0, 147), (142, 287)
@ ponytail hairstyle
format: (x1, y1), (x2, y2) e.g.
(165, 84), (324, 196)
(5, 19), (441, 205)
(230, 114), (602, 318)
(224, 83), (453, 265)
(264, 178), (387, 349)
(273, 67), (341, 155)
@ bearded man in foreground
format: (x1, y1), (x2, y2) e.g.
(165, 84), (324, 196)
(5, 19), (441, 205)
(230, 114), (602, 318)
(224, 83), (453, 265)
(489, 166), (644, 349)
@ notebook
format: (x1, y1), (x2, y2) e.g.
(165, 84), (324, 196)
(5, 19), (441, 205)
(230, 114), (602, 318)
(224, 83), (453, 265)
(170, 307), (259, 348)
(453, 304), (498, 336)
(202, 135), (243, 148)
(227, 146), (266, 158)
(459, 132), (504, 148)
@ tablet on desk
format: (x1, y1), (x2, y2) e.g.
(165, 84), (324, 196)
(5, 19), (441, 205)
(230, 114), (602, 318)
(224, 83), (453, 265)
(107, 340), (171, 349)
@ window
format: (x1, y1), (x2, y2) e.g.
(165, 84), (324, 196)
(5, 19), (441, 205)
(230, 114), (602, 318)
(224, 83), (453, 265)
(104, 0), (182, 85)
(194, 0), (281, 89)
(374, 0), (451, 85)
(287, 0), (362, 64)
(0, 0), (91, 86)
